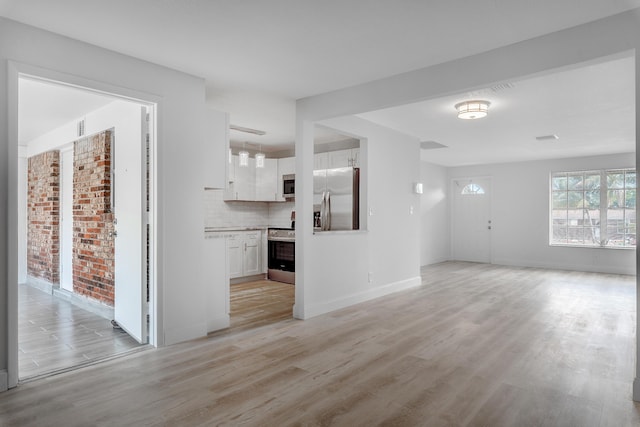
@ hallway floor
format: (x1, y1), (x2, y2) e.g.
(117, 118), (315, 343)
(18, 284), (143, 380)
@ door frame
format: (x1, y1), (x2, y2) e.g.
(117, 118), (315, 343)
(7, 61), (161, 388)
(450, 175), (493, 263)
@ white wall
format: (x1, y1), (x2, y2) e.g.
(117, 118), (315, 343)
(297, 116), (422, 318)
(1, 17), (214, 390)
(449, 153), (635, 275)
(420, 161), (450, 266)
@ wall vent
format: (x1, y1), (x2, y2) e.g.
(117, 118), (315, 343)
(77, 119), (85, 137)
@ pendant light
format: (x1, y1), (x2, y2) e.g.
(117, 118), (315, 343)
(255, 144), (265, 168)
(238, 142), (249, 167)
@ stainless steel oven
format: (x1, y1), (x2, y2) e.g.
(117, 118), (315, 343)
(267, 228), (295, 284)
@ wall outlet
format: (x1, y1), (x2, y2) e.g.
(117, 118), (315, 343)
(368, 272), (373, 283)
(369, 207), (373, 216)
(409, 205), (414, 215)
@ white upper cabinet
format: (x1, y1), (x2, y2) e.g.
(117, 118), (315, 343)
(329, 148), (359, 168)
(255, 158), (278, 201)
(203, 107), (229, 189)
(314, 152), (328, 170)
(314, 148), (360, 170)
(225, 155), (278, 201)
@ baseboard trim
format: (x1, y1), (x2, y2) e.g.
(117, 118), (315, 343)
(164, 322), (207, 346)
(230, 274), (267, 285)
(633, 378), (640, 402)
(301, 276), (422, 319)
(0, 369), (7, 392)
(52, 288), (114, 320)
(24, 277), (115, 320)
(207, 315), (230, 334)
(492, 258), (635, 276)
(421, 257), (451, 267)
(25, 276), (56, 294)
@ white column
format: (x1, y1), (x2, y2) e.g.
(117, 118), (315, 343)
(292, 119), (315, 319)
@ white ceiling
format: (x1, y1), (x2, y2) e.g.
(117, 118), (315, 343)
(359, 56), (635, 166)
(18, 78), (116, 145)
(6, 0), (638, 164)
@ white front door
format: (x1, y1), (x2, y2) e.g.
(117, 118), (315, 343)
(113, 106), (148, 343)
(452, 177), (492, 263)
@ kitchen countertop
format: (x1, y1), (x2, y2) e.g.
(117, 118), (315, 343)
(205, 226), (269, 232)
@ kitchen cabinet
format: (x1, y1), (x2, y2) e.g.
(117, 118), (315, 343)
(329, 148), (359, 168)
(226, 233), (243, 278)
(255, 158), (278, 201)
(276, 156), (295, 201)
(203, 107), (230, 189)
(227, 230), (262, 279)
(314, 148), (360, 170)
(224, 155), (278, 201)
(314, 152), (329, 170)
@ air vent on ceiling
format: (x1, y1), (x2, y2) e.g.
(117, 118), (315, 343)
(421, 140), (448, 150)
(535, 134), (559, 141)
(490, 82), (515, 92)
(77, 119), (85, 137)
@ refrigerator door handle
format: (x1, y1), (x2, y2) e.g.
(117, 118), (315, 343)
(320, 191), (327, 231)
(325, 191), (331, 230)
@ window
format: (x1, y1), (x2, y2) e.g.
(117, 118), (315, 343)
(550, 169), (636, 248)
(461, 183), (485, 195)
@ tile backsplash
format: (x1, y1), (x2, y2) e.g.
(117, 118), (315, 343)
(204, 190), (295, 229)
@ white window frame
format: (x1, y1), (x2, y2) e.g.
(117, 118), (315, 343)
(550, 168), (636, 249)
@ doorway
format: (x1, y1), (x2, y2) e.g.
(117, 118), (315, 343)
(16, 76), (155, 380)
(452, 177), (492, 263)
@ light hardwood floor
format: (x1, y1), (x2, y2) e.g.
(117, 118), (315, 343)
(3, 262), (639, 426)
(226, 280), (295, 333)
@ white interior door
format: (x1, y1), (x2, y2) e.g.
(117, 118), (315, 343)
(113, 106), (147, 343)
(452, 177), (492, 263)
(60, 147), (73, 292)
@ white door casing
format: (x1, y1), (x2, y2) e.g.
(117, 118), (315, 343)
(452, 177), (492, 263)
(113, 106), (147, 343)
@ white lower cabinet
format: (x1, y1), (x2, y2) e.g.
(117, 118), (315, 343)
(227, 230), (263, 279)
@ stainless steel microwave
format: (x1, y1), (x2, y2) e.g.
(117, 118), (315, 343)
(283, 174), (295, 199)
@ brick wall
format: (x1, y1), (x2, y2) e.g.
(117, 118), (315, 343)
(73, 130), (115, 305)
(27, 150), (60, 284)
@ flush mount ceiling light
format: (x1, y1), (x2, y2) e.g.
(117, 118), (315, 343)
(455, 100), (491, 120)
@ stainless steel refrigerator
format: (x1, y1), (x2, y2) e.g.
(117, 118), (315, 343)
(313, 167), (360, 231)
